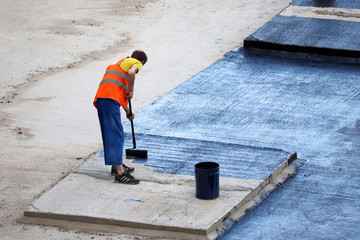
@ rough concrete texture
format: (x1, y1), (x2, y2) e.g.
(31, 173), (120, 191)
(2, 0), (360, 239)
(21, 153), (298, 239)
(23, 9), (360, 237)
(0, 0), (292, 239)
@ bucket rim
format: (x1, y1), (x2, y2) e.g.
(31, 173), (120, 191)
(194, 161), (219, 170)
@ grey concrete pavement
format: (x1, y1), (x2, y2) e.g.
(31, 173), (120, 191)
(21, 153), (298, 239)
(3, 0), (360, 239)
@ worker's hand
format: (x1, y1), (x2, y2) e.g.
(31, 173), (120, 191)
(127, 112), (135, 121)
(126, 90), (133, 100)
(126, 107), (134, 121)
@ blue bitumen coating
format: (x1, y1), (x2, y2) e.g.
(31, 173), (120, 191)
(292, 0), (360, 9)
(208, 50), (359, 239)
(125, 133), (289, 179)
(125, 49), (360, 169)
(244, 16), (360, 58)
(220, 165), (360, 240)
(122, 48), (360, 239)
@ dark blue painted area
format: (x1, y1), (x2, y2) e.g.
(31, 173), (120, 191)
(122, 48), (360, 239)
(220, 165), (360, 240)
(244, 16), (360, 57)
(126, 49), (360, 168)
(125, 133), (289, 179)
(293, 0), (360, 9)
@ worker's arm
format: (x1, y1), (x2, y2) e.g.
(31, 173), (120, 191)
(127, 65), (138, 100)
(122, 106), (134, 121)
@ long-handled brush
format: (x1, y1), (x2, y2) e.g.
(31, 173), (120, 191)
(125, 100), (148, 158)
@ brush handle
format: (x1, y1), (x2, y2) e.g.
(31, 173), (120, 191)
(129, 100), (136, 149)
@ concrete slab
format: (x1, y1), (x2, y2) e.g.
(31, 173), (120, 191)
(21, 152), (298, 239)
(244, 15), (360, 57)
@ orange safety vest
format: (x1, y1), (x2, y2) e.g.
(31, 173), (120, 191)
(93, 58), (130, 109)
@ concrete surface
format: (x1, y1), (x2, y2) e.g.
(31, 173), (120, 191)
(0, 1), (292, 239)
(21, 153), (298, 239)
(2, 0), (360, 239)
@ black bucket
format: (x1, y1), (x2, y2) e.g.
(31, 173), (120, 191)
(195, 162), (219, 200)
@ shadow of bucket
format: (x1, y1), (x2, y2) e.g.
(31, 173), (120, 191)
(195, 162), (219, 200)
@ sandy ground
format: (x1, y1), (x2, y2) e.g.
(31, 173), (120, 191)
(0, 0), (291, 239)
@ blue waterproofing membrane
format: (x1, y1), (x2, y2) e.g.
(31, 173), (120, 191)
(221, 165), (360, 240)
(244, 16), (360, 58)
(293, 0), (360, 9)
(124, 133), (289, 179)
(209, 50), (359, 239)
(123, 48), (360, 239)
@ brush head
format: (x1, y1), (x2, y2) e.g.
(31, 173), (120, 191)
(126, 148), (148, 158)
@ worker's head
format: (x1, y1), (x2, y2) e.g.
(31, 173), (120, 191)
(131, 50), (148, 66)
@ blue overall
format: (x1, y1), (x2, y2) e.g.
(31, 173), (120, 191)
(96, 98), (124, 166)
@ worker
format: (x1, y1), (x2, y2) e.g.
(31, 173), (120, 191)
(93, 50), (147, 184)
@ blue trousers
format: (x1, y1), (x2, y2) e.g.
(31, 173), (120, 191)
(97, 98), (124, 166)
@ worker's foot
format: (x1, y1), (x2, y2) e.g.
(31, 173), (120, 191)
(123, 164), (135, 173)
(111, 164), (134, 175)
(114, 172), (140, 184)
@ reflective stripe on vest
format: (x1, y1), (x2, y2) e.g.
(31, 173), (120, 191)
(99, 61), (129, 92)
(93, 58), (130, 109)
(99, 78), (130, 92)
(103, 70), (128, 81)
